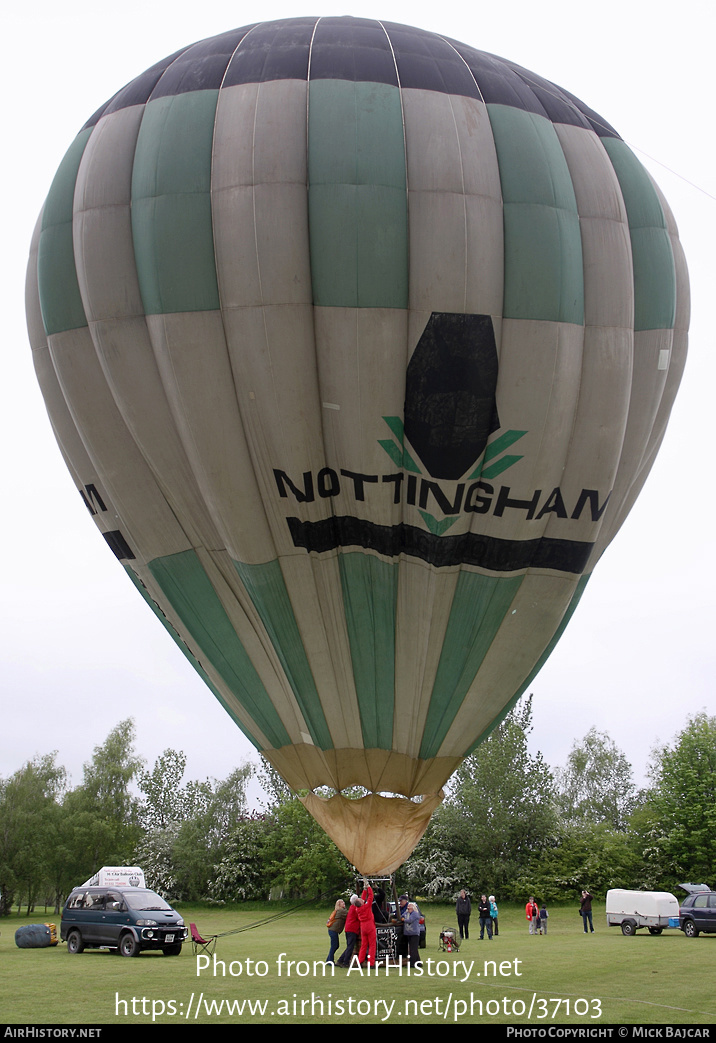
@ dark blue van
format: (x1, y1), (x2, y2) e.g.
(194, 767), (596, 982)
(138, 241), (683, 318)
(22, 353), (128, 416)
(61, 886), (187, 956)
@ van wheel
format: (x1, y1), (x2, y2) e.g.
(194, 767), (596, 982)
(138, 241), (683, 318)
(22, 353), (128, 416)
(648, 927), (663, 935)
(620, 920), (636, 936)
(120, 933), (140, 957)
(67, 930), (84, 954)
(163, 944), (182, 956)
(683, 920), (699, 938)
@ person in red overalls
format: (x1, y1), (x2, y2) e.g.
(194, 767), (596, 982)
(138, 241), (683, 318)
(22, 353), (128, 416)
(356, 884), (377, 967)
(525, 896), (539, 935)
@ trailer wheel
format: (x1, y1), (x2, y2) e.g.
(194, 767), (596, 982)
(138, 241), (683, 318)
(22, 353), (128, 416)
(621, 920), (637, 936)
(648, 927), (663, 935)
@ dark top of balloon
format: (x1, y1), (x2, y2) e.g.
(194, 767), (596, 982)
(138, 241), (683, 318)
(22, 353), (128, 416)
(82, 16), (619, 140)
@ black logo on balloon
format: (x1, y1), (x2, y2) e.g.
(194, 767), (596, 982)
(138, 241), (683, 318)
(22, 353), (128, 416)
(377, 313), (526, 536)
(403, 313), (500, 481)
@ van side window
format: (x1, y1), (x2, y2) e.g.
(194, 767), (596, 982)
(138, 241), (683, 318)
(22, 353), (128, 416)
(105, 891), (124, 911)
(67, 892), (87, 909)
(84, 891), (106, 910)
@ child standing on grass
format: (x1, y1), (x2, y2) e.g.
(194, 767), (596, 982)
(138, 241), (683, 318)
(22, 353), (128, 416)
(539, 903), (548, 934)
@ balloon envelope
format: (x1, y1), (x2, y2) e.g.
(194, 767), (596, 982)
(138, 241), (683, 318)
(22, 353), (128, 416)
(26, 17), (688, 873)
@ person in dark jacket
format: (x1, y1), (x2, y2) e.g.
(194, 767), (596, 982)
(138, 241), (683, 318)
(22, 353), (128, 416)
(580, 890), (594, 934)
(456, 889), (471, 940)
(478, 895), (492, 939)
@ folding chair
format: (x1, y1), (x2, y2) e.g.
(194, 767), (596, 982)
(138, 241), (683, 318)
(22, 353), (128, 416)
(190, 922), (218, 956)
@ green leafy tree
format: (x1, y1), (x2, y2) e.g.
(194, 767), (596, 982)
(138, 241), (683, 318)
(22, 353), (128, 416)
(132, 821), (183, 899)
(134, 763), (252, 901)
(398, 814), (463, 897)
(261, 796), (354, 898)
(557, 727), (637, 831)
(208, 815), (270, 902)
(197, 766), (252, 845)
(80, 718), (144, 821)
(63, 719), (144, 871)
(414, 696), (558, 899)
(0, 777), (13, 914)
(255, 757), (294, 808)
(0, 754), (66, 914)
(517, 823), (641, 903)
(638, 713), (716, 887)
(138, 749), (191, 830)
(626, 801), (682, 891)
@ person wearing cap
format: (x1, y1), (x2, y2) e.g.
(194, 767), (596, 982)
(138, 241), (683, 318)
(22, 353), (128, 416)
(395, 894), (410, 961)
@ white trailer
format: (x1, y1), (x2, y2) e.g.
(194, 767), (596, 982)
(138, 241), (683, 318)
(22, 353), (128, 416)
(605, 889), (680, 936)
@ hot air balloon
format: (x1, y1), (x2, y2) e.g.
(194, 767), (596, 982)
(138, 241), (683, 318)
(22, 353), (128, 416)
(26, 17), (688, 874)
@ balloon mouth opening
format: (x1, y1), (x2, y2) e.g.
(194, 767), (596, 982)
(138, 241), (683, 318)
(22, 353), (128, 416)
(300, 789), (444, 874)
(308, 787), (436, 803)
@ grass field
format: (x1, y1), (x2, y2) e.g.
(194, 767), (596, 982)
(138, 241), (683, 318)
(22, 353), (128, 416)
(1, 901), (713, 1025)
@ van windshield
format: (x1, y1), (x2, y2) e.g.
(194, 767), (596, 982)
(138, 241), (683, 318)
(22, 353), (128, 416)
(123, 890), (173, 911)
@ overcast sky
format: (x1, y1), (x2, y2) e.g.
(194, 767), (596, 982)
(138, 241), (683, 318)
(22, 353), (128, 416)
(3, 0), (714, 797)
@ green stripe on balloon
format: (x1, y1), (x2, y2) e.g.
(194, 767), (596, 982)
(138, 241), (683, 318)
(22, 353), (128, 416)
(601, 138), (676, 332)
(131, 91), (221, 315)
(339, 553), (398, 750)
(37, 129), (92, 336)
(307, 79), (408, 309)
(307, 76), (406, 751)
(233, 559), (333, 751)
(123, 564), (263, 750)
(419, 571), (526, 760)
(147, 549), (291, 750)
(487, 105), (584, 325)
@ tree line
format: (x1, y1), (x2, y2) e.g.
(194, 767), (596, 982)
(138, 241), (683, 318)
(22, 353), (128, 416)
(403, 699), (716, 903)
(1, 700), (714, 914)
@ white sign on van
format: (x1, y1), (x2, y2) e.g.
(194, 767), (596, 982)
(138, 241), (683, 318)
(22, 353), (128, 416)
(81, 866), (146, 888)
